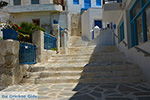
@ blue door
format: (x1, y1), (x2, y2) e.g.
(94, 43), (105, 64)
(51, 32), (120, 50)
(94, 20), (102, 28)
(84, 0), (91, 9)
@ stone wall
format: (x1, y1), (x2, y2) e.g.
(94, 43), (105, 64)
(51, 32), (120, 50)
(71, 14), (81, 36)
(32, 31), (56, 63)
(0, 40), (23, 87)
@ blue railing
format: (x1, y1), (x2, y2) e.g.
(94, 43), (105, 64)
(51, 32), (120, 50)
(2, 29), (18, 40)
(44, 33), (57, 50)
(19, 43), (36, 64)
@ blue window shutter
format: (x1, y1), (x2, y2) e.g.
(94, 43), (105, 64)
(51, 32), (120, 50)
(84, 0), (91, 9)
(119, 22), (125, 42)
(73, 0), (79, 4)
(96, 0), (101, 6)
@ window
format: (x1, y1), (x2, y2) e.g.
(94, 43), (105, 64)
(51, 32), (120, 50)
(118, 22), (124, 42)
(84, 0), (91, 9)
(32, 19), (40, 26)
(73, 0), (79, 4)
(31, 0), (39, 4)
(129, 0), (150, 47)
(94, 20), (102, 28)
(96, 0), (101, 6)
(13, 0), (21, 5)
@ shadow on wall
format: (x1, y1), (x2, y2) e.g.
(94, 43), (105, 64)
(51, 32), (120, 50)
(88, 29), (115, 46)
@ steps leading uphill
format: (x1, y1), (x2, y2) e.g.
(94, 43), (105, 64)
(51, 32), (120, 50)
(22, 45), (145, 84)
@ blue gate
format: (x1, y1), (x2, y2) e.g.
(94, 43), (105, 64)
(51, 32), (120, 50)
(44, 33), (57, 50)
(19, 43), (36, 64)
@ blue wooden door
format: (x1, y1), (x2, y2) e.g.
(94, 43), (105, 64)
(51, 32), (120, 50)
(84, 0), (91, 9)
(94, 20), (102, 28)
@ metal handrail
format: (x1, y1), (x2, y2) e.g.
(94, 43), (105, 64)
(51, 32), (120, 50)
(114, 33), (128, 46)
(114, 33), (150, 57)
(134, 46), (150, 57)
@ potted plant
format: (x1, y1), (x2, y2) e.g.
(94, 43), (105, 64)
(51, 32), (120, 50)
(17, 22), (45, 43)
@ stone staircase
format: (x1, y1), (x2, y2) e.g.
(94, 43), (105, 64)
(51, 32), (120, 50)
(21, 45), (145, 84)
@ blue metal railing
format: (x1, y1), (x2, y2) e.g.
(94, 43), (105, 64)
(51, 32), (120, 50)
(44, 33), (57, 50)
(2, 29), (18, 40)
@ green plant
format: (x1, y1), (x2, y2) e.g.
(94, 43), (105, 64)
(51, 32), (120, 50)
(18, 22), (45, 35)
(17, 22), (45, 43)
(0, 37), (2, 40)
(50, 48), (58, 51)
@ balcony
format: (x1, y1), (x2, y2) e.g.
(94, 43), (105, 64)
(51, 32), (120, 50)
(5, 0), (64, 13)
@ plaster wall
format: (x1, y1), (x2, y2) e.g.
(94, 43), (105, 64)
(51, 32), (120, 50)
(81, 8), (104, 40)
(115, 0), (150, 82)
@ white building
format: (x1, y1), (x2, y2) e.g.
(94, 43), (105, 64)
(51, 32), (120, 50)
(64, 0), (104, 41)
(4, 0), (64, 34)
(66, 0), (103, 14)
(103, 0), (150, 81)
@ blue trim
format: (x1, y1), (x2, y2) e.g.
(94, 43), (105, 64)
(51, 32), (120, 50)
(73, 0), (79, 4)
(119, 21), (125, 42)
(96, 0), (101, 6)
(129, 0), (150, 47)
(84, 0), (91, 9)
(130, 0), (150, 23)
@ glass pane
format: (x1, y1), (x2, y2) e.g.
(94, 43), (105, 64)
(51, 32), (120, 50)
(13, 0), (21, 5)
(31, 0), (39, 4)
(146, 6), (150, 40)
(136, 15), (143, 43)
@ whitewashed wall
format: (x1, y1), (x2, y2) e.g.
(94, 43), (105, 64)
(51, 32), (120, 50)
(81, 8), (104, 41)
(66, 0), (103, 14)
(115, 0), (150, 82)
(8, 0), (53, 6)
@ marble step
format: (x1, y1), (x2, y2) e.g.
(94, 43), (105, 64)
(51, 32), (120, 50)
(35, 75), (144, 84)
(29, 68), (142, 79)
(31, 63), (137, 72)
(68, 46), (119, 54)
(51, 52), (124, 58)
(48, 58), (125, 63)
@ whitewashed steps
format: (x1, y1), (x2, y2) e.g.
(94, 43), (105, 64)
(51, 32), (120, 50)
(22, 46), (145, 84)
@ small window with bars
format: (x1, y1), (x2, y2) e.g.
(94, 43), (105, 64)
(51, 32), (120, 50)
(31, 0), (39, 4)
(13, 0), (21, 5)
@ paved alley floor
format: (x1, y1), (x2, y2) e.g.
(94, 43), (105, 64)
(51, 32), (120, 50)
(1, 82), (150, 100)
